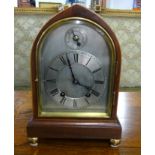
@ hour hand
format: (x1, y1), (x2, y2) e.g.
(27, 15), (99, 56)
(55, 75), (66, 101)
(76, 81), (91, 90)
(76, 81), (100, 97)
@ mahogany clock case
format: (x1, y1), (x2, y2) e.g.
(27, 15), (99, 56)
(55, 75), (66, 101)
(27, 5), (122, 140)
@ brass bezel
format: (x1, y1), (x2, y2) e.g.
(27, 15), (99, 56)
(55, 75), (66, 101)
(35, 17), (116, 118)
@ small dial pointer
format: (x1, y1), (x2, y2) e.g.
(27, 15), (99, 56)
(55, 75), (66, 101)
(72, 30), (81, 46)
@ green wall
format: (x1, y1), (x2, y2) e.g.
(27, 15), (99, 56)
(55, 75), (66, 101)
(14, 14), (141, 88)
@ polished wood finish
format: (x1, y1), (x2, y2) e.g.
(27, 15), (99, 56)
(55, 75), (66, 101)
(27, 119), (121, 139)
(28, 4), (122, 141)
(15, 91), (141, 155)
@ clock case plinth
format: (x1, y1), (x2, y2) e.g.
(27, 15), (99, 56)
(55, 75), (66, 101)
(27, 118), (121, 140)
(27, 5), (122, 143)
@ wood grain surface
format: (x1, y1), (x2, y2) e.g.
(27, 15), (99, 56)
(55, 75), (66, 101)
(14, 90), (141, 155)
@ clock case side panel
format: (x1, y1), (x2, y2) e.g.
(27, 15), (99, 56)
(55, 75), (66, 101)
(30, 4), (121, 120)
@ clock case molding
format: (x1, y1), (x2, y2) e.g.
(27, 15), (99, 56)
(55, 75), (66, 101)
(27, 5), (122, 141)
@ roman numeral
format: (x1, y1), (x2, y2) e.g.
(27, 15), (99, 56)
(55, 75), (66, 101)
(59, 56), (67, 65)
(92, 67), (101, 73)
(46, 79), (56, 83)
(91, 89), (100, 97)
(73, 99), (77, 108)
(50, 88), (59, 96)
(95, 80), (104, 84)
(60, 97), (66, 104)
(73, 53), (78, 63)
(48, 66), (58, 72)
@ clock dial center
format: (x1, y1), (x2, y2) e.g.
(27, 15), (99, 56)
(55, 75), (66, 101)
(73, 35), (79, 41)
(57, 63), (94, 98)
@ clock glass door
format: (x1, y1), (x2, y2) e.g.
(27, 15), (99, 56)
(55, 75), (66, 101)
(36, 17), (115, 118)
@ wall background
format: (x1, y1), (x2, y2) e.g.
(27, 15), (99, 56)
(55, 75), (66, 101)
(14, 14), (141, 88)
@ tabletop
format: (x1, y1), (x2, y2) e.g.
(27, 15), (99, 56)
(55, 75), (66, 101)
(14, 90), (141, 155)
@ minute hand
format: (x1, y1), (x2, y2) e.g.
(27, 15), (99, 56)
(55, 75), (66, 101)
(66, 54), (76, 81)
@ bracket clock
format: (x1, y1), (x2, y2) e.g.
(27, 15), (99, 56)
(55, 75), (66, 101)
(27, 4), (122, 147)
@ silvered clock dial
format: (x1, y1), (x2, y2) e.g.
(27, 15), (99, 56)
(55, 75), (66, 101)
(44, 51), (105, 109)
(38, 18), (112, 117)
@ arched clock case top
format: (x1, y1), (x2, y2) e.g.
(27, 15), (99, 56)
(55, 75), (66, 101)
(27, 4), (122, 147)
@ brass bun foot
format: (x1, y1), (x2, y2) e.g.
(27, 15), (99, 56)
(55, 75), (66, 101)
(110, 139), (121, 147)
(28, 137), (38, 147)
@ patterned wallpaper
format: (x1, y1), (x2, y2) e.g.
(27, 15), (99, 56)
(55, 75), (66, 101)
(14, 14), (141, 88)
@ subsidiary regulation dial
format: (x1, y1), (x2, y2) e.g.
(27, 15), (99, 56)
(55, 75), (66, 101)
(65, 27), (87, 50)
